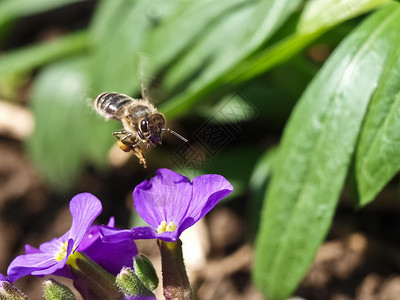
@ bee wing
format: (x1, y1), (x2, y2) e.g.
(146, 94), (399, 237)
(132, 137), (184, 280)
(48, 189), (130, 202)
(137, 54), (165, 104)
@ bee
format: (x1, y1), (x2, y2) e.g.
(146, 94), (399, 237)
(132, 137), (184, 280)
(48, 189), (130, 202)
(94, 92), (187, 168)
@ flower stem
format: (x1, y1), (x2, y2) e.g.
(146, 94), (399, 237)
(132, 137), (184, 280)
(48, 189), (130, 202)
(70, 252), (122, 299)
(158, 239), (193, 300)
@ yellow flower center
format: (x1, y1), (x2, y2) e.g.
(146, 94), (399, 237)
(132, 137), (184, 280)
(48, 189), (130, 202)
(66, 251), (85, 270)
(157, 220), (177, 233)
(53, 240), (83, 270)
(54, 242), (68, 261)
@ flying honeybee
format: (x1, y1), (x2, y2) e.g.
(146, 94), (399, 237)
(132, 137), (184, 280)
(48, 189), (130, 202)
(94, 91), (187, 168)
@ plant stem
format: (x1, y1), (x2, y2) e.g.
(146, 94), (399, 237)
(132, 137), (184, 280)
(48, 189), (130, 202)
(158, 239), (193, 300)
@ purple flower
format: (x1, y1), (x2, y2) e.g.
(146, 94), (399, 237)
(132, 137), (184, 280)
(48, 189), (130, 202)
(0, 273), (7, 282)
(7, 193), (137, 282)
(101, 169), (233, 242)
(80, 217), (137, 275)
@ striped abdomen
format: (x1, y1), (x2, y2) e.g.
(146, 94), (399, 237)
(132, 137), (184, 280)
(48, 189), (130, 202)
(94, 92), (133, 120)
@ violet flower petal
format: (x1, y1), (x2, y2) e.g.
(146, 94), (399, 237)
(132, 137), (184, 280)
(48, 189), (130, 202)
(100, 225), (179, 242)
(39, 237), (66, 253)
(99, 226), (134, 243)
(107, 216), (115, 227)
(7, 239), (74, 282)
(68, 193), (102, 247)
(99, 226), (153, 241)
(7, 193), (103, 282)
(83, 238), (137, 275)
(51, 266), (75, 279)
(7, 252), (57, 281)
(151, 230), (180, 242)
(133, 169), (192, 228)
(177, 174), (233, 234)
(25, 244), (40, 254)
(123, 296), (156, 300)
(78, 216), (114, 250)
(81, 220), (138, 275)
(133, 169), (233, 241)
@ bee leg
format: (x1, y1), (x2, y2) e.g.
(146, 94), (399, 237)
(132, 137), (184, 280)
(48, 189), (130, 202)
(120, 134), (132, 143)
(124, 140), (147, 168)
(113, 130), (126, 135)
(113, 131), (134, 152)
(113, 130), (147, 168)
(132, 144), (147, 168)
(113, 130), (129, 141)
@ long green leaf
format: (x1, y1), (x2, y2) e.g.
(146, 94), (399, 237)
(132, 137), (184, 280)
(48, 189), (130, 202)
(228, 0), (389, 84)
(88, 0), (141, 95)
(89, 0), (132, 46)
(0, 0), (84, 34)
(0, 30), (88, 77)
(162, 0), (299, 89)
(355, 32), (400, 206)
(140, 0), (247, 85)
(253, 4), (400, 299)
(298, 0), (389, 34)
(88, 0), (183, 96)
(160, 0), (389, 119)
(159, 0), (300, 118)
(26, 57), (116, 190)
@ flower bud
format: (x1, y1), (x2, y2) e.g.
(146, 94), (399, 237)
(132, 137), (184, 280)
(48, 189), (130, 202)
(116, 267), (155, 299)
(134, 255), (158, 291)
(0, 280), (28, 300)
(43, 279), (75, 300)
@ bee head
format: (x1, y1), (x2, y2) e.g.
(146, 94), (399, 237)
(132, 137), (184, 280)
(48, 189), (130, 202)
(139, 113), (166, 146)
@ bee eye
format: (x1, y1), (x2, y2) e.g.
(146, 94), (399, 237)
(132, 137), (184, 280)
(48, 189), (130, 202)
(140, 119), (148, 132)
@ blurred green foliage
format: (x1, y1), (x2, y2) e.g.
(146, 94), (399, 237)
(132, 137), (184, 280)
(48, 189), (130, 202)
(254, 3), (400, 298)
(1, 0), (400, 299)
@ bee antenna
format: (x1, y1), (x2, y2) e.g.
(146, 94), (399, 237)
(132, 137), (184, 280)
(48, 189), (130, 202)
(162, 128), (188, 143)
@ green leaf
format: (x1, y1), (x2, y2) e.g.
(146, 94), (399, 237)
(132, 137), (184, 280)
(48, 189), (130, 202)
(160, 0), (389, 119)
(158, 0), (301, 118)
(0, 0), (84, 29)
(142, 0), (247, 74)
(297, 0), (390, 34)
(0, 30), (88, 77)
(253, 4), (400, 300)
(89, 0), (132, 46)
(226, 0), (390, 85)
(89, 0), (141, 95)
(355, 35), (400, 206)
(156, 0), (282, 90)
(26, 57), (116, 190)
(88, 0), (183, 96)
